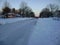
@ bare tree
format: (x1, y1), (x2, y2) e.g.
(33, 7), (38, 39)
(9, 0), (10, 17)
(3, 0), (11, 8)
(47, 4), (59, 12)
(11, 8), (16, 13)
(39, 8), (53, 18)
(20, 1), (27, 9)
(2, 0), (11, 17)
(19, 1), (33, 17)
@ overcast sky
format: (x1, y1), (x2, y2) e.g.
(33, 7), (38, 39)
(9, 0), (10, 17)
(0, 0), (60, 16)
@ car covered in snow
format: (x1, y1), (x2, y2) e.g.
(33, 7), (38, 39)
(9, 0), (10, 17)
(15, 14), (21, 17)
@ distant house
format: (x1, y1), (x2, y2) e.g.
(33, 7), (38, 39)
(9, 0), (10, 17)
(4, 13), (15, 18)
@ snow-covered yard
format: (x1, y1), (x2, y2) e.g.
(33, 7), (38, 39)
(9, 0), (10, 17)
(0, 18), (60, 45)
(0, 18), (33, 25)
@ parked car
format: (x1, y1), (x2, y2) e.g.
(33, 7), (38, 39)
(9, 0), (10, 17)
(16, 14), (21, 17)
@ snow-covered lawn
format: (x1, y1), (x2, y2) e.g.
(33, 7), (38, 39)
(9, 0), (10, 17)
(0, 18), (60, 45)
(0, 18), (33, 25)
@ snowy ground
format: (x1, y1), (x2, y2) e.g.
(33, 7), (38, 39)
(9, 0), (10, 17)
(28, 18), (60, 45)
(0, 18), (33, 25)
(0, 18), (60, 45)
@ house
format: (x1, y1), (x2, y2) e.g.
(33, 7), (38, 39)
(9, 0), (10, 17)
(5, 13), (15, 18)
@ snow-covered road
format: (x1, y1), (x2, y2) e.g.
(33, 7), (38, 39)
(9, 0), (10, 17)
(28, 18), (60, 45)
(0, 18), (37, 45)
(0, 18), (60, 45)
